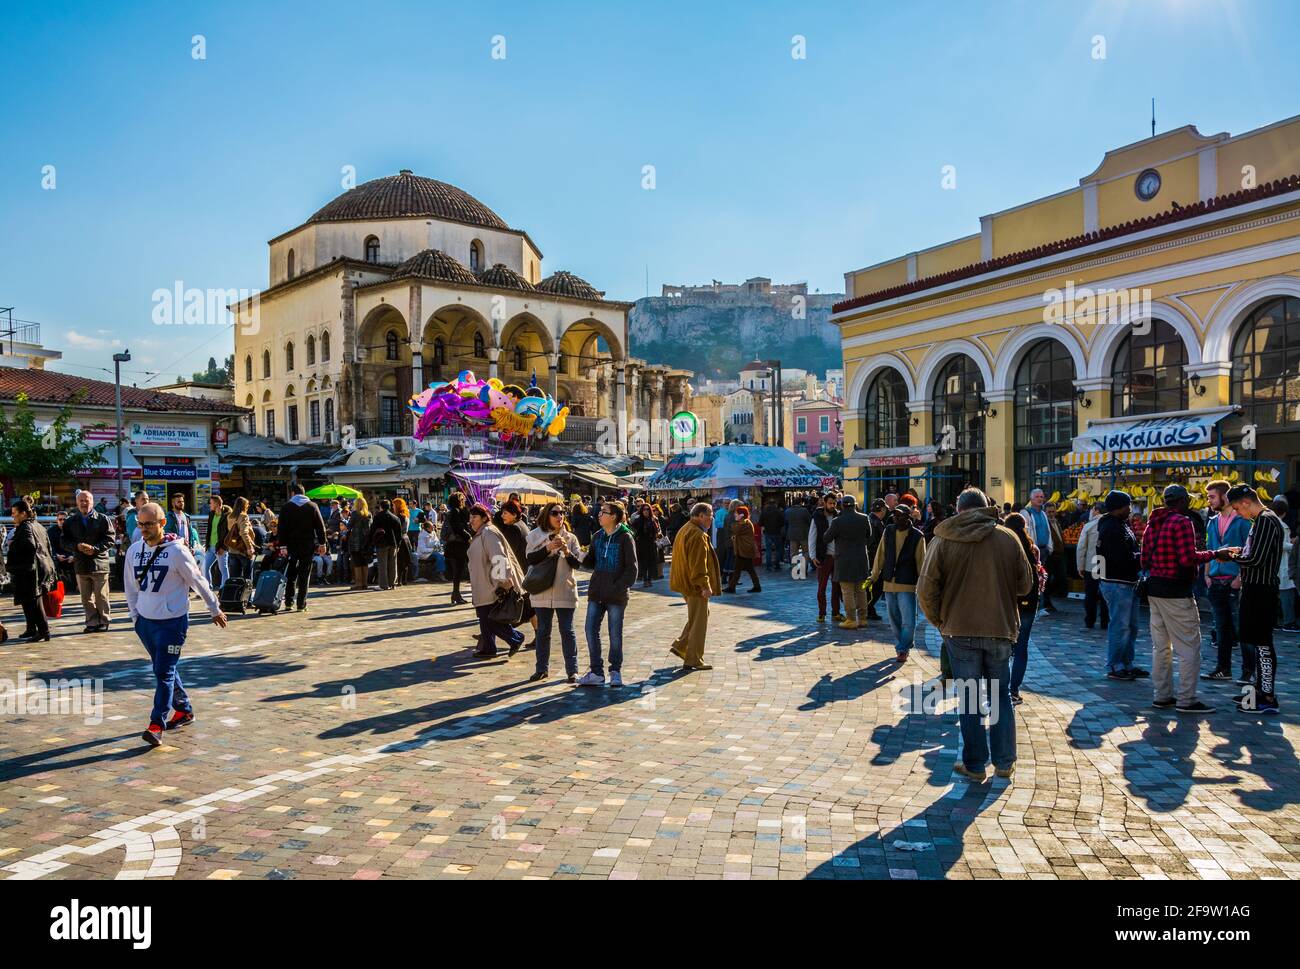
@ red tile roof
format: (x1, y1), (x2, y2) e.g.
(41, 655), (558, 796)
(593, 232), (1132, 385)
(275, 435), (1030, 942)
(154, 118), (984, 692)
(0, 366), (246, 414)
(834, 174), (1300, 314)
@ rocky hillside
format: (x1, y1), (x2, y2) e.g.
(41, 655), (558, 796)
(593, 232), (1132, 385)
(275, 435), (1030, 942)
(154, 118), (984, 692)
(629, 293), (844, 379)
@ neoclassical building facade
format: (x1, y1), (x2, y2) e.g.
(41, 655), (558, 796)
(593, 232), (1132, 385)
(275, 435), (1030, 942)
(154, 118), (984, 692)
(233, 170), (687, 452)
(834, 116), (1300, 505)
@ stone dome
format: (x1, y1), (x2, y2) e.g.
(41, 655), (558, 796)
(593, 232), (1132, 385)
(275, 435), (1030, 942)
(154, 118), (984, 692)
(477, 263), (536, 291)
(537, 270), (604, 300)
(307, 170), (509, 230)
(390, 249), (479, 286)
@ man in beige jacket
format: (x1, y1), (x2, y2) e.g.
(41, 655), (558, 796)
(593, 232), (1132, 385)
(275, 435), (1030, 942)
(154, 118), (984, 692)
(917, 487), (1033, 782)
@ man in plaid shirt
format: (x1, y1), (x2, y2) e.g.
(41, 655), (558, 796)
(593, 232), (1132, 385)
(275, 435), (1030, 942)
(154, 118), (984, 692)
(1140, 484), (1234, 714)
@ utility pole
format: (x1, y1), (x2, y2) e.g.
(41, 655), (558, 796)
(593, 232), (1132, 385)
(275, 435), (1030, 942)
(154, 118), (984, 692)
(112, 349), (131, 505)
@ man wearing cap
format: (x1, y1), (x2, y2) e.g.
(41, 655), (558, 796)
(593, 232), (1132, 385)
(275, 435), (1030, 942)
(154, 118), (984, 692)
(1222, 485), (1286, 714)
(1095, 490), (1148, 681)
(1141, 484), (1231, 714)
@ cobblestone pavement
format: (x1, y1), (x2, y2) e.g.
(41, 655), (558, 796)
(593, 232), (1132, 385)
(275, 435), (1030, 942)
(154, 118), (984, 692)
(2, 568), (1299, 880)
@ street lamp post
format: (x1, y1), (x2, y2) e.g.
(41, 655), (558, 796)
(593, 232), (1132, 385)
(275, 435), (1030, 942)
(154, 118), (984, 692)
(112, 350), (131, 505)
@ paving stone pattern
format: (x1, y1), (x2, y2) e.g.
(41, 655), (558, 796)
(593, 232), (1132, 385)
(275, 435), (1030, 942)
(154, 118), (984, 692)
(1, 568), (1298, 880)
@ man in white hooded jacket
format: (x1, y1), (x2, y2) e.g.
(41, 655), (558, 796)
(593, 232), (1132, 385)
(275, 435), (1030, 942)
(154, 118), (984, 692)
(125, 502), (227, 747)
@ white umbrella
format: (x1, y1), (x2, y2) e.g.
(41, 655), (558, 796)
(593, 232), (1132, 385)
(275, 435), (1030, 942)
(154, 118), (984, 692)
(493, 473), (561, 503)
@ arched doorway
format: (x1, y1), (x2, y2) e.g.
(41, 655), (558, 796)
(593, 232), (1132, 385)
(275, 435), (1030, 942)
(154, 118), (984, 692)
(932, 355), (985, 505)
(863, 368), (910, 497)
(1231, 296), (1300, 488)
(1013, 339), (1077, 501)
(1110, 319), (1188, 416)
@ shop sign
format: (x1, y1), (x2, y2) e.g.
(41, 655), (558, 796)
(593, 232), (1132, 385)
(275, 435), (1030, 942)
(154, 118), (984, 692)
(142, 464), (198, 481)
(128, 421), (207, 449)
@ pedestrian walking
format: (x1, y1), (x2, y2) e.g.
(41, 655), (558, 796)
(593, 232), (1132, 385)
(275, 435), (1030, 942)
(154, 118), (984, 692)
(124, 501), (227, 747)
(916, 487), (1033, 782)
(1222, 485), (1287, 714)
(759, 498), (785, 572)
(1096, 490), (1148, 681)
(631, 500), (661, 588)
(668, 501), (720, 672)
(524, 501), (583, 682)
(578, 501), (638, 686)
(808, 492), (844, 623)
(466, 502), (526, 658)
(494, 499), (535, 651)
(784, 497), (812, 566)
(5, 498), (57, 642)
(62, 489), (116, 633)
(1004, 513), (1045, 704)
(1141, 485), (1226, 714)
(1074, 504), (1110, 630)
(724, 505), (762, 593)
(201, 495), (232, 591)
(823, 495), (873, 629)
(278, 484), (328, 611)
(1020, 488), (1058, 615)
(165, 493), (197, 553)
(442, 491), (472, 605)
(223, 496), (257, 581)
(368, 499), (405, 592)
(867, 501), (926, 663)
(347, 496), (374, 589)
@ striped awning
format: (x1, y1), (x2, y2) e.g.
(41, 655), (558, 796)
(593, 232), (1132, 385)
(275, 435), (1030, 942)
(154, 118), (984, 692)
(1061, 445), (1235, 470)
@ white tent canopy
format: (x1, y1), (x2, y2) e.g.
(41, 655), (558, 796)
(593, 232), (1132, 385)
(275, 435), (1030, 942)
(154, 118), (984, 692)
(645, 444), (836, 492)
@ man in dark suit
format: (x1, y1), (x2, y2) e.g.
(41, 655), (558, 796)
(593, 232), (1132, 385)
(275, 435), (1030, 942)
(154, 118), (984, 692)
(62, 489), (117, 632)
(277, 483), (327, 612)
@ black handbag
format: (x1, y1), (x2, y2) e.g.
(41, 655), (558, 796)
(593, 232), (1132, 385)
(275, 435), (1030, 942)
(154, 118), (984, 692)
(487, 588), (527, 626)
(522, 554), (559, 594)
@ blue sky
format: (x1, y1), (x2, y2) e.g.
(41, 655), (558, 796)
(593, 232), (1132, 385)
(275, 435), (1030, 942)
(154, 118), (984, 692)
(2, 0), (1297, 383)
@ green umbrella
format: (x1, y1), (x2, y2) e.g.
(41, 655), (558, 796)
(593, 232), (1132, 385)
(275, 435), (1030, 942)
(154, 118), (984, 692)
(305, 483), (362, 499)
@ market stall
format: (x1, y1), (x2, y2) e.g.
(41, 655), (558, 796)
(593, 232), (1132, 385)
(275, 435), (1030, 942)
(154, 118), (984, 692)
(645, 444), (835, 506)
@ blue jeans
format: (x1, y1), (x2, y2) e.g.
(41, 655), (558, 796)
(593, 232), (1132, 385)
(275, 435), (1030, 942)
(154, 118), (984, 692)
(534, 607), (578, 676)
(1099, 581), (1138, 673)
(763, 534), (782, 570)
(1208, 581), (1251, 676)
(1011, 603), (1036, 694)
(474, 603), (524, 655)
(584, 599), (625, 676)
(945, 636), (1016, 771)
(202, 548), (229, 588)
(884, 590), (917, 654)
(136, 614), (192, 727)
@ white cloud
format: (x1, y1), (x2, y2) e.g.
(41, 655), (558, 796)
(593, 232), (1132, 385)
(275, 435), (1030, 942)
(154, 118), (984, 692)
(66, 330), (123, 351)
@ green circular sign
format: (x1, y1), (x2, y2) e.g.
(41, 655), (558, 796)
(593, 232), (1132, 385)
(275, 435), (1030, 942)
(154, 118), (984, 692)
(669, 410), (698, 442)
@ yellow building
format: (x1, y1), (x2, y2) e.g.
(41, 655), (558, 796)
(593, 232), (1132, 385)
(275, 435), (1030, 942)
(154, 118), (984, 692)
(834, 116), (1300, 507)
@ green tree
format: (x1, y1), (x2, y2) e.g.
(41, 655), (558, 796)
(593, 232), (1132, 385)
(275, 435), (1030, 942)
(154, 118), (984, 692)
(191, 355), (234, 384)
(812, 447), (843, 476)
(0, 393), (110, 494)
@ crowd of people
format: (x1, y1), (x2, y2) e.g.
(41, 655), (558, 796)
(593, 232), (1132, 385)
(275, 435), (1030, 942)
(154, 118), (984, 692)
(3, 477), (1297, 769)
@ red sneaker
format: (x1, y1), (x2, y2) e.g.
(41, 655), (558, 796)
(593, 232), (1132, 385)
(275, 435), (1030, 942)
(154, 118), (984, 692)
(167, 710), (194, 729)
(141, 723), (164, 747)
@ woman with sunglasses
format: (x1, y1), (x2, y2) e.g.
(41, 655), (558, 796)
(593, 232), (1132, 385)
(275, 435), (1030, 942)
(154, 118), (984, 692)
(523, 502), (584, 682)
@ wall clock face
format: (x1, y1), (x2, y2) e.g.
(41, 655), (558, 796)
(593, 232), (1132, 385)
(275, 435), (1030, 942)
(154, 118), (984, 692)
(1135, 168), (1162, 201)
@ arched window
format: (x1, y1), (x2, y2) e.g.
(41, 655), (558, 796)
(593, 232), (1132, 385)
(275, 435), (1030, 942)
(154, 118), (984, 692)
(469, 240), (484, 273)
(863, 368), (910, 497)
(285, 341), (295, 371)
(262, 350), (271, 378)
(931, 355), (986, 504)
(433, 337), (446, 365)
(1232, 296), (1300, 438)
(321, 330), (331, 362)
(1111, 320), (1188, 416)
(364, 235), (380, 263)
(287, 248), (296, 280)
(513, 345), (525, 371)
(864, 369), (908, 449)
(325, 398), (335, 432)
(1014, 340), (1077, 500)
(385, 330), (400, 361)
(244, 355), (253, 383)
(474, 332), (486, 358)
(306, 334), (316, 366)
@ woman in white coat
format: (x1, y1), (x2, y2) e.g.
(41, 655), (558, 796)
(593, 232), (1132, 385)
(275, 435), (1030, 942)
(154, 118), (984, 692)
(523, 501), (584, 683)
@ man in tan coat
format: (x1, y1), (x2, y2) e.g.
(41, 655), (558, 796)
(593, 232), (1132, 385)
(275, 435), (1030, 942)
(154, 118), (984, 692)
(917, 487), (1033, 783)
(669, 502), (722, 672)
